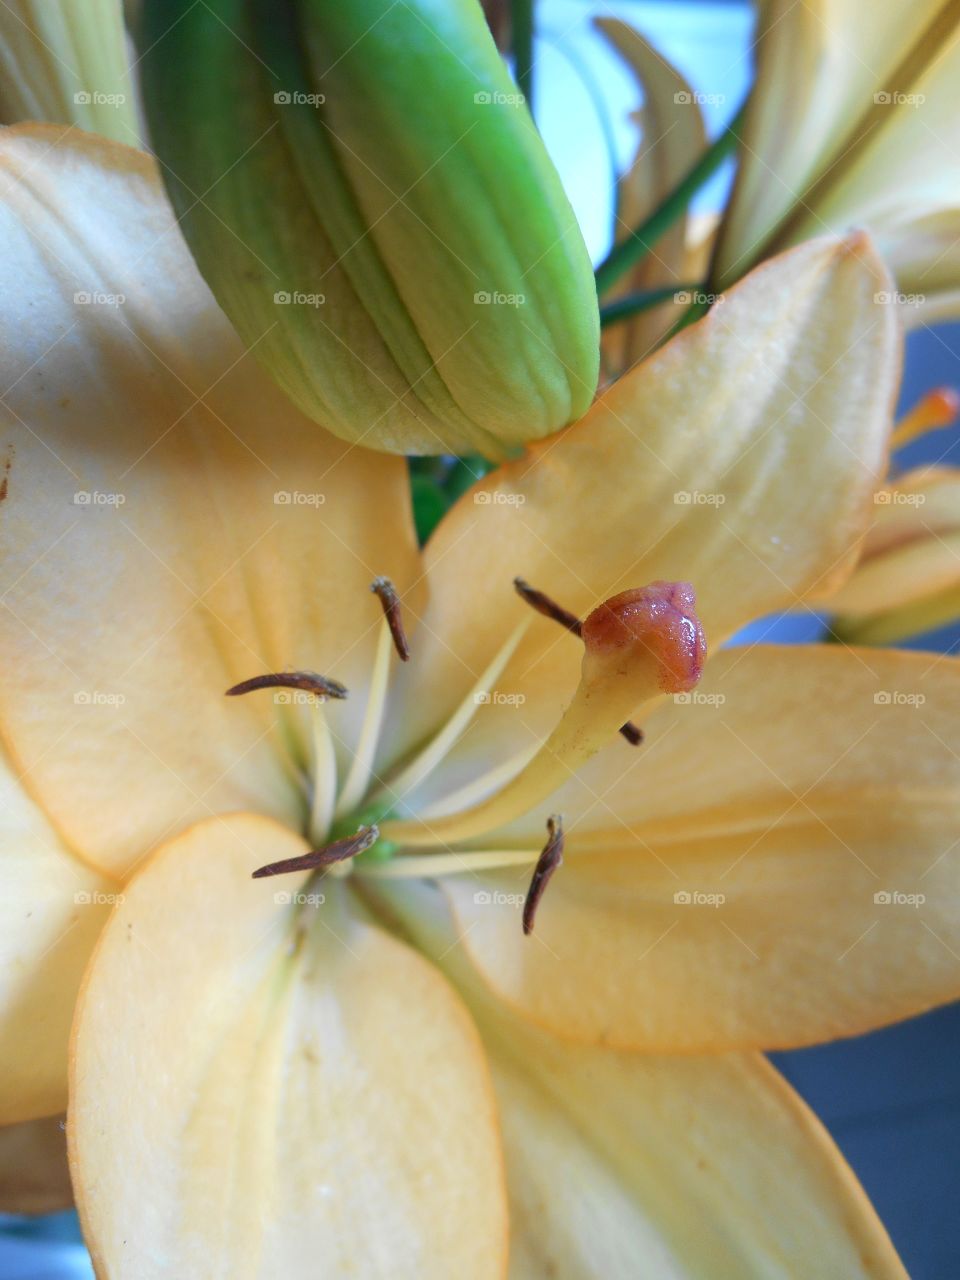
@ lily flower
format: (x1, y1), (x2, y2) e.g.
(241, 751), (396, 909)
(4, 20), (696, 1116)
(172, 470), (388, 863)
(711, 0), (960, 324)
(136, 0), (600, 456)
(3, 126), (959, 1276)
(0, 0), (139, 144)
(594, 18), (709, 375)
(826, 388), (960, 644)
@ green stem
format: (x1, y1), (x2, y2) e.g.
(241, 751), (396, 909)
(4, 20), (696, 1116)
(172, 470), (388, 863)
(600, 283), (701, 328)
(511, 0), (534, 110)
(594, 99), (748, 298)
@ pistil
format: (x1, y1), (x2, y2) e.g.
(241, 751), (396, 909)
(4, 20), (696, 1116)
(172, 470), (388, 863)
(514, 577), (643, 745)
(383, 581), (705, 846)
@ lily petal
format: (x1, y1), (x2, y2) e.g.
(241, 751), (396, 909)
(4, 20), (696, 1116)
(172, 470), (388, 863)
(596, 18), (707, 369)
(383, 235), (898, 799)
(378, 881), (908, 1280)
(828, 466), (960, 642)
(0, 125), (419, 879)
(0, 1116), (72, 1214)
(0, 1), (139, 144)
(70, 813), (507, 1279)
(442, 645), (960, 1051)
(0, 743), (115, 1123)
(713, 0), (960, 307)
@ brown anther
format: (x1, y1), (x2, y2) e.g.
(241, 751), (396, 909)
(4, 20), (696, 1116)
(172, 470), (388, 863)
(371, 576), (410, 661)
(225, 671), (348, 700)
(513, 577), (643, 745)
(523, 815), (564, 936)
(252, 824), (379, 879)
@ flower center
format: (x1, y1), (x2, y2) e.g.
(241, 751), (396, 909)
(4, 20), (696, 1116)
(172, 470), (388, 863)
(225, 575), (705, 933)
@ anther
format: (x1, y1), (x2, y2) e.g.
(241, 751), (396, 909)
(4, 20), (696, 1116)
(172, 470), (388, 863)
(252, 824), (380, 879)
(514, 577), (643, 745)
(371, 576), (410, 661)
(523, 815), (564, 936)
(225, 671), (348, 700)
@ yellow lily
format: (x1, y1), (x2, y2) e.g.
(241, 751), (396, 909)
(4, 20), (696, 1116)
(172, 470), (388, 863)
(0, 0), (139, 144)
(595, 18), (709, 375)
(825, 388), (960, 643)
(830, 465), (960, 644)
(3, 126), (958, 1276)
(711, 0), (960, 324)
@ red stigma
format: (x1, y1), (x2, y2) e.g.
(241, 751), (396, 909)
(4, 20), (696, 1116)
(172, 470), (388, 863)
(582, 581), (706, 693)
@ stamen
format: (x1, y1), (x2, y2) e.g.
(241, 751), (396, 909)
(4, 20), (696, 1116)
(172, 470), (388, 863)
(891, 386), (959, 449)
(523, 816), (564, 936)
(226, 671), (348, 700)
(383, 580), (705, 847)
(514, 576), (643, 745)
(371, 576), (410, 661)
(252, 824), (379, 879)
(513, 577), (580, 633)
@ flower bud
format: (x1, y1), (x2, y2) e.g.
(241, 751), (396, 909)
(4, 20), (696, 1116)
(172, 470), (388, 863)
(139, 0), (599, 455)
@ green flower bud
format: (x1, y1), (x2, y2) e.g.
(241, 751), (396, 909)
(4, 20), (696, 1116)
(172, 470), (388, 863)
(139, 0), (599, 455)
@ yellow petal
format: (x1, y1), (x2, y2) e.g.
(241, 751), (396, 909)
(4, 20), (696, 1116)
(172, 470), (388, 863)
(0, 125), (420, 879)
(383, 235), (899, 801)
(828, 466), (960, 641)
(596, 18), (707, 368)
(0, 1116), (72, 1214)
(0, 743), (116, 1123)
(378, 883), (908, 1280)
(70, 812), (507, 1279)
(713, 0), (960, 306)
(441, 645), (960, 1051)
(0, 1), (139, 143)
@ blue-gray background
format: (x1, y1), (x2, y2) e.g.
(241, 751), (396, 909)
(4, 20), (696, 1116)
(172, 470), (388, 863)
(3, 2), (957, 1275)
